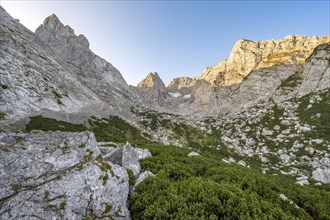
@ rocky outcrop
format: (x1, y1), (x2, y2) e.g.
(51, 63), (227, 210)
(134, 147), (152, 160)
(0, 130), (154, 219)
(197, 35), (330, 86)
(0, 131), (130, 219)
(102, 143), (152, 178)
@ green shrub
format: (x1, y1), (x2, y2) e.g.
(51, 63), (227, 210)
(130, 144), (330, 219)
(127, 169), (136, 187)
(88, 115), (151, 145)
(0, 112), (5, 120)
(26, 116), (86, 132)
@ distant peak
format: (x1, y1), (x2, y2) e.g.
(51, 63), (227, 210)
(137, 72), (166, 89)
(47, 14), (60, 22)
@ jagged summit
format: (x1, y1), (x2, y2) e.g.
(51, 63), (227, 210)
(36, 13), (90, 49)
(137, 72), (166, 90)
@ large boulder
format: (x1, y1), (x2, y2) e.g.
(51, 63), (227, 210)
(0, 131), (130, 219)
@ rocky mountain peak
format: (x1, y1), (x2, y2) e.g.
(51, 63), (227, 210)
(137, 72), (166, 90)
(43, 14), (64, 31)
(36, 13), (89, 49)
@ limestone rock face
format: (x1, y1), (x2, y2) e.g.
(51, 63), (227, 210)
(0, 131), (130, 219)
(137, 72), (166, 90)
(197, 35), (330, 86)
(0, 7), (102, 118)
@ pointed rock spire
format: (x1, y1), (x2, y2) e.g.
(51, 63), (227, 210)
(137, 72), (166, 90)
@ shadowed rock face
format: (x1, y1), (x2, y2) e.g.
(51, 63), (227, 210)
(0, 6), (135, 121)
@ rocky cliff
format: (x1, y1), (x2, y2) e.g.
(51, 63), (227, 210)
(166, 35), (329, 90)
(198, 35), (330, 86)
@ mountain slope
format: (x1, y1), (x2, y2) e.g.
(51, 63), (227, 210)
(0, 7), (134, 124)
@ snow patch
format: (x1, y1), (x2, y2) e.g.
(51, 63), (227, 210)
(183, 94), (191, 99)
(168, 92), (182, 98)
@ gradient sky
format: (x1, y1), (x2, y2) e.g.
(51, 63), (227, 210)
(2, 1), (329, 86)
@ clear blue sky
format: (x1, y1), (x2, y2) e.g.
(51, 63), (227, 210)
(2, 1), (329, 86)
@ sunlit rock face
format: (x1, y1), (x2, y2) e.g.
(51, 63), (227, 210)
(197, 35), (330, 87)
